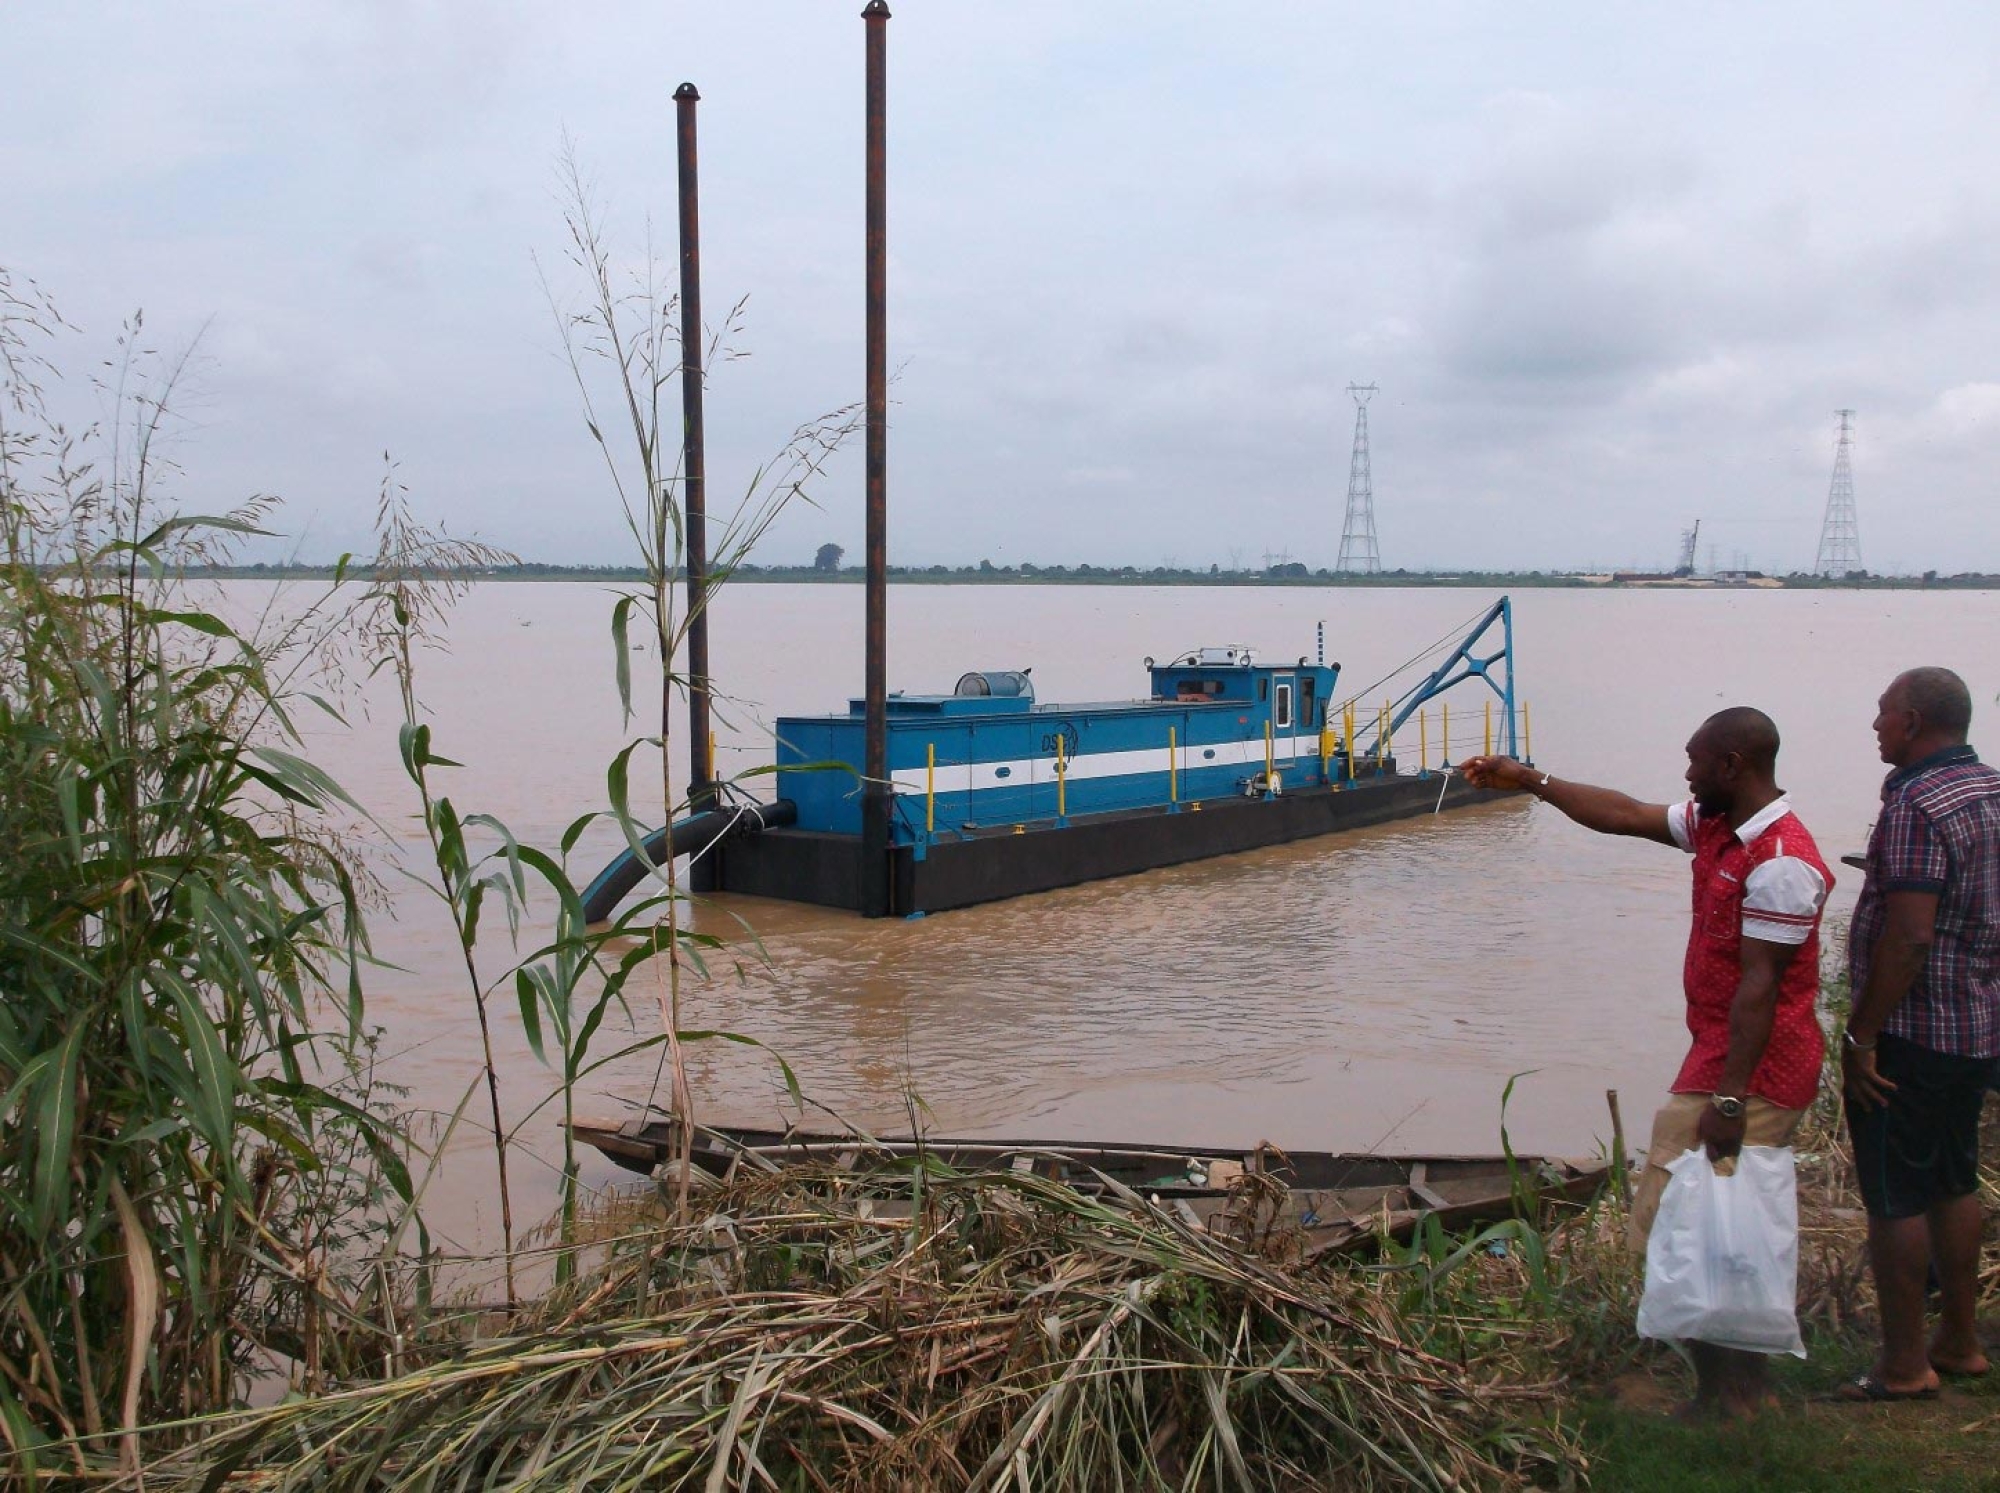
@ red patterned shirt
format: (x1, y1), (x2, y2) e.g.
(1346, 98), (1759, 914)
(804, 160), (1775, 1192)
(1665, 796), (1833, 1109)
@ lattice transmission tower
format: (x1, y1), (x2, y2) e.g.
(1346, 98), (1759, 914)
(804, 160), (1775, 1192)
(1813, 409), (1863, 577)
(1336, 383), (1381, 574)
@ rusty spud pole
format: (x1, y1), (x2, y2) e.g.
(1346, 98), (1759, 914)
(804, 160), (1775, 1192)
(860, 1), (891, 915)
(674, 81), (714, 814)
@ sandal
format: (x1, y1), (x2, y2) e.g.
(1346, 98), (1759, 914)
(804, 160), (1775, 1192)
(1833, 1374), (1939, 1404)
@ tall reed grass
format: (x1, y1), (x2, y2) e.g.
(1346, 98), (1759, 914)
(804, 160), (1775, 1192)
(0, 273), (410, 1472)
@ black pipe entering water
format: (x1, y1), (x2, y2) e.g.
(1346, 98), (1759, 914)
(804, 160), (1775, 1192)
(581, 800), (798, 924)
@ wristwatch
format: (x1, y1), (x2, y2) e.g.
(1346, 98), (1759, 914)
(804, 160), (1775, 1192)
(1711, 1094), (1746, 1120)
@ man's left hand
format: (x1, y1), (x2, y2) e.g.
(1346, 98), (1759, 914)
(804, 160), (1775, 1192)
(1696, 1101), (1747, 1163)
(1842, 1042), (1897, 1110)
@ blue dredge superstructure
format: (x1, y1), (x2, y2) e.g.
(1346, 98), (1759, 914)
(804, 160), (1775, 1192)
(671, 598), (1524, 916)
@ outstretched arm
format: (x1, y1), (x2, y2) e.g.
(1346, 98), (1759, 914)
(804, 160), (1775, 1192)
(1459, 755), (1676, 845)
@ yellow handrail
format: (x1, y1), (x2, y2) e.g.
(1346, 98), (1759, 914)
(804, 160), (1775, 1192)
(1056, 734), (1067, 820)
(926, 742), (935, 834)
(1169, 726), (1178, 805)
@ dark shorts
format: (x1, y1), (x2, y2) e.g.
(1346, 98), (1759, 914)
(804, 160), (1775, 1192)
(1845, 1032), (1995, 1220)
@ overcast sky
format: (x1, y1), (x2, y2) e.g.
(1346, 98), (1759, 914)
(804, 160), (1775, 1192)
(8, 3), (1998, 573)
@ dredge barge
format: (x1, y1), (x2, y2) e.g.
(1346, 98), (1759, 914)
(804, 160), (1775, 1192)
(584, 598), (1526, 919)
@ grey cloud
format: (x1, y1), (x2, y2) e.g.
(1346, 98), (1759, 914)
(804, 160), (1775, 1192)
(8, 2), (2000, 573)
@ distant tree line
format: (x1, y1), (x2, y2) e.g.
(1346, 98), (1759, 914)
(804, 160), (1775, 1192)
(186, 559), (2000, 589)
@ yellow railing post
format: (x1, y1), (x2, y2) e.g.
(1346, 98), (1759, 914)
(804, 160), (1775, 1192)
(926, 742), (935, 834)
(1265, 720), (1274, 791)
(1169, 726), (1178, 806)
(1379, 700), (1390, 768)
(1442, 701), (1450, 766)
(1524, 701), (1533, 763)
(1344, 703), (1355, 781)
(1484, 699), (1493, 756)
(1056, 734), (1067, 821)
(1420, 708), (1428, 773)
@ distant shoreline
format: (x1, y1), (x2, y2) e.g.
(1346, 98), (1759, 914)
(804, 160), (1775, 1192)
(191, 563), (2000, 590)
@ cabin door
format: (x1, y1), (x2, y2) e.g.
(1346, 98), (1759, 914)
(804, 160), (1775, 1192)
(1272, 674), (1298, 766)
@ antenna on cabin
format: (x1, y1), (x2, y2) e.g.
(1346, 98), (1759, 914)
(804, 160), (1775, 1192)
(1813, 409), (1863, 577)
(1336, 383), (1381, 574)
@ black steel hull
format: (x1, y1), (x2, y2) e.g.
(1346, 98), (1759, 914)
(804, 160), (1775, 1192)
(697, 773), (1513, 915)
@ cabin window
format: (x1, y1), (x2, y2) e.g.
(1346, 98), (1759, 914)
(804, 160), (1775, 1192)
(1275, 683), (1293, 729)
(1257, 678), (1269, 703)
(1300, 677), (1316, 725)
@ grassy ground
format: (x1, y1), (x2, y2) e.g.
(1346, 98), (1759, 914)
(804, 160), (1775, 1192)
(1567, 1090), (2000, 1493)
(1581, 1332), (2000, 1492)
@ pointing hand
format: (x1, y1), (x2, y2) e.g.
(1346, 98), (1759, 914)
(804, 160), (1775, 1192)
(1460, 755), (1530, 791)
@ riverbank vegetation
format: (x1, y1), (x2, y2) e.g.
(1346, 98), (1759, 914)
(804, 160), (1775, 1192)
(0, 271), (412, 1470)
(21, 1072), (1999, 1489)
(111, 1166), (1596, 1489)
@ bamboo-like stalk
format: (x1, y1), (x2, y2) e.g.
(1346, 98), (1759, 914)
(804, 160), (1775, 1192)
(541, 155), (859, 1241)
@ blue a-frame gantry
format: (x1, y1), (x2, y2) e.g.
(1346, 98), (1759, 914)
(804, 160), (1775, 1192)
(1363, 597), (1522, 764)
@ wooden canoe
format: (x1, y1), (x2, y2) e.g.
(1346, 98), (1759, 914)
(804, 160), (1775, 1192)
(570, 1118), (1611, 1257)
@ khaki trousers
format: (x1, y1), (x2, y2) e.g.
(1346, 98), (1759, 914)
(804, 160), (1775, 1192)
(1627, 1091), (1806, 1253)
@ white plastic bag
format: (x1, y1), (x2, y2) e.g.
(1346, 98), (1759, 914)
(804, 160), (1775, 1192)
(1636, 1145), (1804, 1357)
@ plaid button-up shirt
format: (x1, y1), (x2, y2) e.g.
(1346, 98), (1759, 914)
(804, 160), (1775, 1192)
(1850, 745), (2000, 1058)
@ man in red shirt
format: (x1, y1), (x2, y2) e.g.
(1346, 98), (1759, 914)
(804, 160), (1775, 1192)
(1464, 705), (1832, 1421)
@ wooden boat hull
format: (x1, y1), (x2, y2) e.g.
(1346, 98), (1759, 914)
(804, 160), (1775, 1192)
(572, 1119), (1610, 1256)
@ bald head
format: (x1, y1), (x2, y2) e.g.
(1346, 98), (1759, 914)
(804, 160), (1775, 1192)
(1890, 667), (1972, 741)
(1700, 706), (1781, 776)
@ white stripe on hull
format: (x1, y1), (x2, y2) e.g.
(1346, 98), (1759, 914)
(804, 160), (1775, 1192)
(887, 734), (1320, 794)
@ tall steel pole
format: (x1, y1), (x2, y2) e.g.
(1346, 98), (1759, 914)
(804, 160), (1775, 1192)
(675, 82), (714, 812)
(860, 2), (892, 915)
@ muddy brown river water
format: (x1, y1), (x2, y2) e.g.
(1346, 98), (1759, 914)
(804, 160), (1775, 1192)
(262, 581), (1998, 1257)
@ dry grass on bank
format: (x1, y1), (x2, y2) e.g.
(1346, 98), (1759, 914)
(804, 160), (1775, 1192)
(27, 1093), (2000, 1491)
(86, 1163), (1615, 1492)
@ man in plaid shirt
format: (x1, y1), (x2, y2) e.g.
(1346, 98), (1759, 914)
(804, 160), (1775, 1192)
(1842, 666), (2000, 1403)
